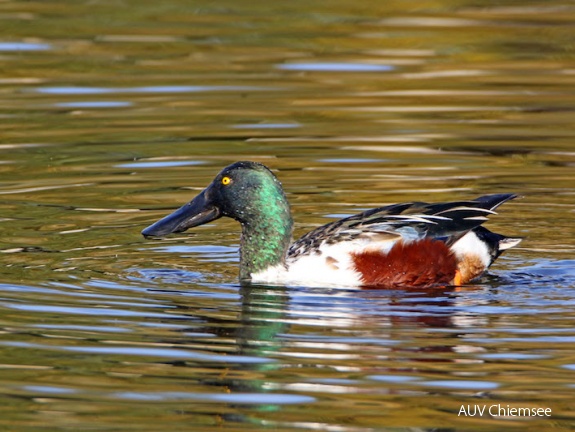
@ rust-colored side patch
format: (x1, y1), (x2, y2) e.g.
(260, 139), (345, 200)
(352, 239), (458, 288)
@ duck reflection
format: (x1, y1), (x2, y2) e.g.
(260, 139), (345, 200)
(168, 282), (490, 429)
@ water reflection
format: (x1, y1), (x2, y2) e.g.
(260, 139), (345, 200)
(55, 101), (133, 109)
(33, 85), (278, 95)
(276, 62), (394, 72)
(0, 41), (51, 51)
(2, 0), (575, 429)
(0, 261), (574, 429)
(178, 281), (562, 428)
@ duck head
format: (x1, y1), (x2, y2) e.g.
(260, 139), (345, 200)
(142, 161), (292, 237)
(142, 161), (294, 280)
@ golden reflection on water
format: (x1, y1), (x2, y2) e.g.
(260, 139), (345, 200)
(0, 0), (575, 430)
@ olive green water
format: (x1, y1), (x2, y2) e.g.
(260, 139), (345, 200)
(1, 1), (575, 431)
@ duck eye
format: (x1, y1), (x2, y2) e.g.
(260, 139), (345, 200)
(221, 176), (232, 186)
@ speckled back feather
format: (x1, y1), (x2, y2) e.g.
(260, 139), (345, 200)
(288, 193), (517, 259)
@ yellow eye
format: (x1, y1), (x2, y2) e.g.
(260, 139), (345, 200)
(221, 176), (232, 186)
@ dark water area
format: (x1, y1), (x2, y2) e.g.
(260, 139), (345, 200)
(1, 1), (575, 430)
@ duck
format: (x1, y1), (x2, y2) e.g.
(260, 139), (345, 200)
(142, 161), (522, 288)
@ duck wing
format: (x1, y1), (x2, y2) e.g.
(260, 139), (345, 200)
(288, 193), (517, 259)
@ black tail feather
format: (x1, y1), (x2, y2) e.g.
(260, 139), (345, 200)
(473, 193), (519, 211)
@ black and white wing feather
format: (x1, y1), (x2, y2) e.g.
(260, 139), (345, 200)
(288, 193), (517, 258)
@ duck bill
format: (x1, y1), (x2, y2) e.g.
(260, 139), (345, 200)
(141, 189), (220, 238)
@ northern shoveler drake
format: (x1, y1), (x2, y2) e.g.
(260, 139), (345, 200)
(142, 161), (522, 288)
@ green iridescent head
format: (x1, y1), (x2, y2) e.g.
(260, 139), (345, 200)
(142, 161), (293, 280)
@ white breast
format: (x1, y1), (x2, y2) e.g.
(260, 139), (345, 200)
(251, 237), (400, 288)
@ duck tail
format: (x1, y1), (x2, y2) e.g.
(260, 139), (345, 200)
(473, 226), (523, 260)
(473, 193), (520, 211)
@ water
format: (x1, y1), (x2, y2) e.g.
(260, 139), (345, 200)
(1, 0), (575, 430)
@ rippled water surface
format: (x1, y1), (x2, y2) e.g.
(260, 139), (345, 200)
(1, 1), (575, 430)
